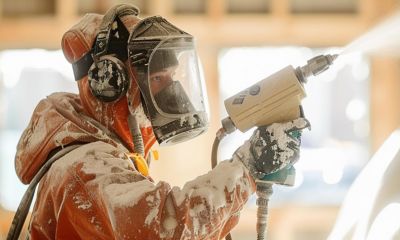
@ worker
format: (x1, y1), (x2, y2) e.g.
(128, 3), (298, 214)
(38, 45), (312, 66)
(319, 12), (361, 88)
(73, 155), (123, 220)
(13, 4), (310, 240)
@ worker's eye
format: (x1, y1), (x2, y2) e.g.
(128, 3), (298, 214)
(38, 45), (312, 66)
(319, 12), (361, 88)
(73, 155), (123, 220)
(151, 76), (162, 82)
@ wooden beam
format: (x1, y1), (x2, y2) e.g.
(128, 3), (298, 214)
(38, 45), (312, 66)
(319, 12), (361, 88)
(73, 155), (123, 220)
(55, 0), (78, 21)
(0, 18), (77, 49)
(359, 0), (399, 23)
(171, 15), (369, 47)
(0, 14), (370, 50)
(0, 0), (3, 19)
(147, 0), (172, 17)
(207, 0), (225, 21)
(271, 0), (290, 19)
(370, 57), (400, 151)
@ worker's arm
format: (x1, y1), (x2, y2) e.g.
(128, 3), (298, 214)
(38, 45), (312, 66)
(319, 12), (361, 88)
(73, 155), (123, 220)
(32, 141), (254, 240)
(101, 157), (255, 239)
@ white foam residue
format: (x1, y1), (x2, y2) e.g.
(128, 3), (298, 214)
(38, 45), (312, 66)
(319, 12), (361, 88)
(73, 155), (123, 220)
(49, 146), (91, 176)
(73, 194), (92, 210)
(179, 117), (185, 126)
(187, 115), (197, 128)
(95, 103), (102, 113)
(83, 158), (115, 175)
(265, 118), (308, 165)
(53, 122), (86, 147)
(117, 72), (122, 87)
(51, 142), (110, 171)
(145, 190), (161, 226)
(106, 203), (117, 231)
(181, 226), (192, 239)
(163, 217), (178, 231)
(189, 203), (207, 236)
(109, 117), (115, 126)
(232, 142), (258, 193)
(144, 208), (159, 227)
(78, 202), (92, 210)
(104, 180), (156, 208)
(172, 160), (250, 211)
(132, 104), (152, 128)
(179, 115), (198, 128)
(81, 149), (133, 176)
(192, 217), (201, 236)
(146, 195), (154, 202)
(191, 203), (206, 214)
(80, 14), (101, 38)
(21, 104), (49, 152)
(160, 197), (178, 238)
(270, 125), (294, 162)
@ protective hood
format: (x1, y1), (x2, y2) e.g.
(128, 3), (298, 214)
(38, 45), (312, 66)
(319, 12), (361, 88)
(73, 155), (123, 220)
(15, 93), (128, 184)
(61, 12), (156, 157)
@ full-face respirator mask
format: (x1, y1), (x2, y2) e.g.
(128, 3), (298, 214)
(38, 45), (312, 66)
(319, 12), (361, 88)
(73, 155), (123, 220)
(72, 4), (209, 146)
(129, 30), (209, 145)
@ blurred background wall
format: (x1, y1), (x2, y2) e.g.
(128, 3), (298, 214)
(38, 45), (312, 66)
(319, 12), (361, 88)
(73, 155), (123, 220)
(1, 0), (400, 239)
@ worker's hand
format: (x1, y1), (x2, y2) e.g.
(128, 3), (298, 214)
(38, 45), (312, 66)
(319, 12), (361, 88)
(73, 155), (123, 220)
(234, 118), (311, 180)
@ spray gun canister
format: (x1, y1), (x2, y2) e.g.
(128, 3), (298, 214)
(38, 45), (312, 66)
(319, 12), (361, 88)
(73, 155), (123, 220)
(222, 54), (338, 134)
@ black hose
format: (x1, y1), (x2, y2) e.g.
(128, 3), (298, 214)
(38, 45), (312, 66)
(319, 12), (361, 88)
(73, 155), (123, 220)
(7, 144), (80, 240)
(211, 135), (220, 169)
(225, 233), (233, 240)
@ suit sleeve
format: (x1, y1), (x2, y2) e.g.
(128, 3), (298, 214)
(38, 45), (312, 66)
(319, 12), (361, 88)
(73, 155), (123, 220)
(102, 159), (255, 240)
(39, 142), (255, 240)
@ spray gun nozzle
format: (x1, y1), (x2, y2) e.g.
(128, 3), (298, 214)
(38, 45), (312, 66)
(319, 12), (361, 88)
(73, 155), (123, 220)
(327, 54), (339, 64)
(296, 54), (338, 83)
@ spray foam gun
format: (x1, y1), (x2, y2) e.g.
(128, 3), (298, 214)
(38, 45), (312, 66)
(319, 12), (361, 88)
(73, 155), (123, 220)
(211, 54), (338, 240)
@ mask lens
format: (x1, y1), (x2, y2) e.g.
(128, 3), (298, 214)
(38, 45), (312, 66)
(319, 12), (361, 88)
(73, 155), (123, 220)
(153, 81), (195, 114)
(148, 39), (206, 115)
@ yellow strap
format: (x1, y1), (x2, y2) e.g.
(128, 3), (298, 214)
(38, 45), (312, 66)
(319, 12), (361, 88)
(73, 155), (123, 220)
(152, 150), (159, 161)
(126, 153), (149, 176)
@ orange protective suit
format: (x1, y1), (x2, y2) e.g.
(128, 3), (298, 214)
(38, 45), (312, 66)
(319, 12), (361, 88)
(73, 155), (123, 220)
(14, 10), (255, 240)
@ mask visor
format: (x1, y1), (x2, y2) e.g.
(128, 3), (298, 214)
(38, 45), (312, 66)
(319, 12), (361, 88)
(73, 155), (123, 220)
(148, 38), (206, 116)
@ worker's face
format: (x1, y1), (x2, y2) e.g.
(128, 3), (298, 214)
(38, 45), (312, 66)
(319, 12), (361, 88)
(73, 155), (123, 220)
(149, 65), (177, 95)
(149, 64), (196, 115)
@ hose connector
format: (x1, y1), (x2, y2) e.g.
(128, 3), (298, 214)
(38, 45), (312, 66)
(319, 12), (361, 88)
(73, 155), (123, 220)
(221, 116), (237, 135)
(255, 181), (274, 240)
